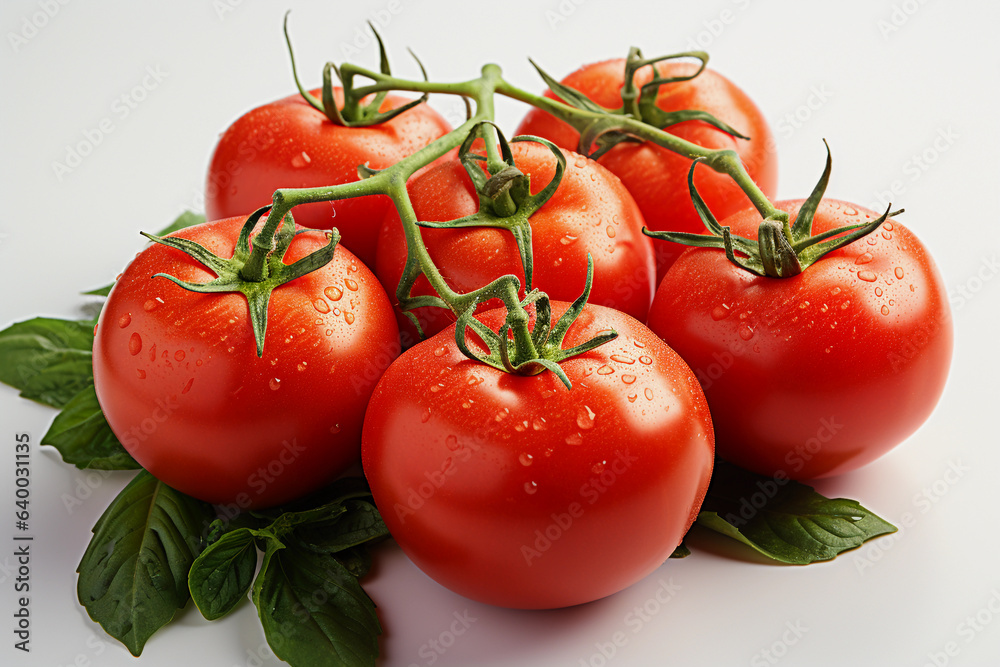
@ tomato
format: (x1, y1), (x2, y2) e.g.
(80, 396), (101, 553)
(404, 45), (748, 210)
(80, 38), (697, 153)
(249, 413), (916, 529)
(205, 88), (452, 268)
(515, 58), (777, 280)
(361, 302), (714, 609)
(646, 200), (952, 479)
(93, 215), (400, 508)
(375, 141), (655, 345)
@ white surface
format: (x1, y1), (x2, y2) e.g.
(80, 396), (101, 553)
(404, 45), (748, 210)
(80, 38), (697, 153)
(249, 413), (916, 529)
(1, 1), (998, 666)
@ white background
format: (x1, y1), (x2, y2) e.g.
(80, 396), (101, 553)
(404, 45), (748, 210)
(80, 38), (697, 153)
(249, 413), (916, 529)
(2, 1), (999, 666)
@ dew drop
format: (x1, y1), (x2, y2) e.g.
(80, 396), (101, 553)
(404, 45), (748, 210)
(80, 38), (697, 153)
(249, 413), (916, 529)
(494, 409), (509, 422)
(819, 304), (829, 313)
(143, 299), (159, 312)
(633, 340), (646, 349)
(128, 332), (142, 356)
(857, 270), (877, 282)
(565, 432), (584, 446)
(344, 312), (355, 325)
(540, 389), (556, 399)
(884, 221), (894, 231)
(711, 305), (731, 321)
(621, 374), (637, 385)
(798, 301), (810, 309)
(610, 354), (635, 364)
(430, 383), (443, 393)
(881, 305), (890, 316)
(148, 344), (157, 361)
(553, 257), (563, 267)
(597, 365), (614, 375)
(434, 346), (447, 357)
(467, 375), (483, 386)
(330, 424), (341, 434)
(644, 388), (654, 401)
(844, 206), (858, 216)
(332, 308), (341, 317)
(882, 230), (892, 240)
(462, 401), (472, 410)
(855, 253), (874, 265)
(638, 355), (653, 365)
(831, 287), (842, 296)
(840, 300), (851, 310)
(606, 225), (616, 238)
(297, 362), (308, 371)
(514, 420), (527, 432)
(324, 286), (343, 301)
(446, 435), (460, 451)
(894, 267), (905, 280)
(182, 378), (194, 394)
(824, 347), (832, 354)
(519, 453), (534, 466)
(291, 151), (312, 168)
(135, 369), (146, 379)
(314, 299), (330, 314)
(560, 234), (578, 246)
(118, 313), (132, 328)
(591, 461), (607, 475)
(325, 329), (333, 336)
(577, 405), (596, 430)
(344, 278), (359, 291)
(532, 418), (547, 431)
(627, 393), (638, 403)
(738, 325), (754, 341)
(524, 481), (538, 495)
(268, 378), (281, 391)
(421, 408), (431, 423)
(173, 350), (185, 362)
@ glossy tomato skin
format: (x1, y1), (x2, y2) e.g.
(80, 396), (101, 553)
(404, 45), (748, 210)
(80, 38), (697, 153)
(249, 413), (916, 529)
(375, 141), (655, 345)
(205, 89), (452, 267)
(647, 200), (952, 479)
(362, 303), (713, 609)
(515, 59), (777, 280)
(93, 216), (400, 508)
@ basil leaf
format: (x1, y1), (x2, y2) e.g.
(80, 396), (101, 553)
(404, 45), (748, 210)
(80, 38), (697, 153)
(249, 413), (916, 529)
(696, 460), (897, 564)
(669, 543), (691, 559)
(77, 471), (215, 656)
(189, 527), (259, 621)
(84, 211), (206, 297)
(41, 385), (139, 470)
(334, 545), (374, 579)
(254, 540), (381, 667)
(0, 317), (95, 407)
(293, 500), (388, 554)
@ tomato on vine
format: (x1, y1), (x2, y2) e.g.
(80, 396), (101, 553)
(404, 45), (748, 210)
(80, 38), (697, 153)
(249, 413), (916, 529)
(515, 53), (777, 279)
(362, 288), (714, 609)
(645, 153), (952, 479)
(93, 213), (400, 508)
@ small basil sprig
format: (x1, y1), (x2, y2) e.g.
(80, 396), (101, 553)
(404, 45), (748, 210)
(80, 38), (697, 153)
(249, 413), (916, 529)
(694, 460), (897, 564)
(188, 478), (389, 667)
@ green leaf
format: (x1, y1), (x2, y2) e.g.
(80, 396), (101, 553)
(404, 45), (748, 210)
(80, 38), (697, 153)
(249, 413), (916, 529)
(189, 527), (259, 621)
(669, 542), (690, 559)
(696, 460), (897, 565)
(254, 540), (382, 667)
(41, 385), (139, 470)
(0, 317), (95, 407)
(84, 211), (206, 297)
(292, 500), (388, 555)
(77, 471), (215, 656)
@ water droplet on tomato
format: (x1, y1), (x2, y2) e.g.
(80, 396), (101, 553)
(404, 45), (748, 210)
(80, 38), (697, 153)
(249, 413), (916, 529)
(855, 253), (874, 265)
(291, 151), (312, 168)
(565, 432), (583, 446)
(553, 257), (563, 267)
(345, 278), (359, 291)
(135, 369), (146, 379)
(297, 361), (308, 372)
(532, 418), (547, 431)
(540, 389), (556, 399)
(711, 305), (730, 321)
(798, 301), (810, 310)
(118, 313), (132, 328)
(844, 206), (858, 216)
(142, 299), (159, 312)
(606, 225), (616, 238)
(824, 347), (832, 354)
(644, 388), (654, 401)
(610, 354), (635, 364)
(881, 305), (890, 316)
(182, 378), (194, 394)
(430, 383), (443, 393)
(514, 421), (527, 432)
(576, 405), (596, 430)
(858, 270), (877, 282)
(882, 230), (892, 240)
(627, 393), (638, 403)
(325, 286), (343, 301)
(524, 481), (538, 495)
(831, 287), (842, 296)
(330, 424), (341, 434)
(621, 374), (636, 385)
(519, 453), (534, 466)
(633, 339), (645, 348)
(596, 365), (614, 375)
(819, 303), (829, 313)
(128, 332), (142, 355)
(884, 221), (894, 231)
(560, 234), (578, 246)
(172, 350), (185, 362)
(314, 299), (330, 314)
(895, 267), (905, 279)
(344, 312), (355, 325)
(840, 300), (851, 310)
(738, 325), (754, 341)
(434, 346), (447, 357)
(638, 355), (653, 365)
(462, 401), (472, 409)
(591, 461), (606, 475)
(269, 378), (281, 391)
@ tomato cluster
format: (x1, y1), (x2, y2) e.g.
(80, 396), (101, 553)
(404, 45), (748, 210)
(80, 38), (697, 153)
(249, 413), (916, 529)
(91, 51), (951, 612)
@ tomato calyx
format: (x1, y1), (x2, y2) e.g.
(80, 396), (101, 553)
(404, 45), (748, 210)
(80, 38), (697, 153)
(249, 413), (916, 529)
(413, 121), (566, 292)
(455, 256), (617, 390)
(646, 141), (903, 278)
(283, 12), (429, 127)
(140, 206), (339, 356)
(528, 48), (748, 159)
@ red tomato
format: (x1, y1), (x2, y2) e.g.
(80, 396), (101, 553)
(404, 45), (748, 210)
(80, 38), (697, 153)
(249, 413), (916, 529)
(647, 200), (952, 479)
(205, 89), (452, 268)
(375, 141), (655, 345)
(362, 302), (714, 609)
(93, 216), (400, 508)
(515, 59), (777, 280)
